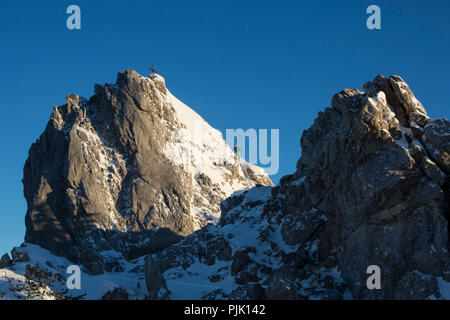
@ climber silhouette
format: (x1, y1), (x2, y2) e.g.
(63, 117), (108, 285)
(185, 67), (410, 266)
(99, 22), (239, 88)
(234, 144), (241, 162)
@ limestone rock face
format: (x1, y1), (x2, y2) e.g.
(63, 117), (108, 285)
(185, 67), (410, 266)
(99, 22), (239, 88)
(23, 70), (272, 274)
(144, 75), (450, 300)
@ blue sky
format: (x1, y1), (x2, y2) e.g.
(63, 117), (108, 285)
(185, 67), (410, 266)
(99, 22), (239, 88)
(0, 0), (449, 254)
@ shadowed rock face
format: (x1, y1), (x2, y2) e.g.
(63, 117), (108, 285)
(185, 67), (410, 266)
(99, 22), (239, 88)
(144, 75), (449, 300)
(288, 75), (450, 299)
(23, 70), (272, 274)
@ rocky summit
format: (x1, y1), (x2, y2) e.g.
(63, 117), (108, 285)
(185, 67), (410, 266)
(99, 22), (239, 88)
(21, 70), (272, 275)
(0, 73), (448, 300)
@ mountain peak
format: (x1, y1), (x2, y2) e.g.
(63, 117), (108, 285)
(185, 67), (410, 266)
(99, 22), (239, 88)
(22, 69), (272, 275)
(3, 73), (447, 300)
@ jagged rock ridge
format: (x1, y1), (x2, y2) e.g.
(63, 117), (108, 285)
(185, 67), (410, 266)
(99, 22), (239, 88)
(144, 75), (450, 300)
(22, 70), (272, 275)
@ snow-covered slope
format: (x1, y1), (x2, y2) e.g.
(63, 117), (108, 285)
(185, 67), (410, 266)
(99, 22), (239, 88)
(0, 244), (147, 300)
(158, 74), (272, 228)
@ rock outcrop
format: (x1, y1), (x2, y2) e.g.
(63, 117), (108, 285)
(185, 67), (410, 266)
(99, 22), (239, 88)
(144, 75), (450, 299)
(0, 254), (12, 268)
(23, 70), (272, 275)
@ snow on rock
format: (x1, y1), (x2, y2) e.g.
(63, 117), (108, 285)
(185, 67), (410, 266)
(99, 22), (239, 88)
(144, 185), (347, 300)
(0, 244), (147, 300)
(153, 76), (273, 229)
